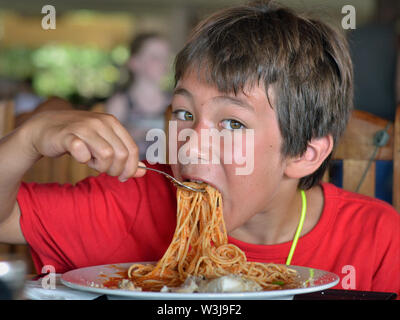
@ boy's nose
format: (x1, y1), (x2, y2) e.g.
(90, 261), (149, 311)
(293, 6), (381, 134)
(179, 122), (219, 164)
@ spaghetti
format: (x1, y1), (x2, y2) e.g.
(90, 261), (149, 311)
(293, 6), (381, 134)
(127, 182), (299, 292)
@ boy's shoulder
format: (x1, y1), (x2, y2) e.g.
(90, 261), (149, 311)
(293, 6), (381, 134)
(321, 182), (399, 224)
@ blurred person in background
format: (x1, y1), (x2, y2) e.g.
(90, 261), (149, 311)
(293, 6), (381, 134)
(106, 32), (171, 160)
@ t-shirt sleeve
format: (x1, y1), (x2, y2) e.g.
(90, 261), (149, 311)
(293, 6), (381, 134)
(17, 173), (142, 273)
(370, 205), (400, 296)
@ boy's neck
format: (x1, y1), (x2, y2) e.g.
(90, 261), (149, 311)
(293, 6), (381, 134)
(228, 185), (324, 246)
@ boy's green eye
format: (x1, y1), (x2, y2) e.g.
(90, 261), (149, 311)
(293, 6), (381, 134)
(221, 119), (245, 130)
(173, 110), (194, 121)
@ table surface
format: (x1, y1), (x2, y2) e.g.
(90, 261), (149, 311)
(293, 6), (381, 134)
(293, 289), (397, 300)
(21, 274), (398, 300)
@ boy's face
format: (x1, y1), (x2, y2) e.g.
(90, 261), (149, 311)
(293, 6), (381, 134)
(170, 70), (289, 232)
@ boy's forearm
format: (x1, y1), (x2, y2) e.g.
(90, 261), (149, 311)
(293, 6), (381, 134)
(0, 125), (40, 223)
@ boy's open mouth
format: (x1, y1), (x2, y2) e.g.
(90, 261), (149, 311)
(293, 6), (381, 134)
(186, 179), (204, 184)
(181, 175), (220, 193)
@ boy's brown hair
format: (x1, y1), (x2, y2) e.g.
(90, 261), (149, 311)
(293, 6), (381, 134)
(174, 0), (354, 190)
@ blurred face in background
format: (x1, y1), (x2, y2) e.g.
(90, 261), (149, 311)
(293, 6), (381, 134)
(129, 37), (170, 84)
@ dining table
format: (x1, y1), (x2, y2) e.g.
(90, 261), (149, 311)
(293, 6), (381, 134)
(14, 274), (397, 300)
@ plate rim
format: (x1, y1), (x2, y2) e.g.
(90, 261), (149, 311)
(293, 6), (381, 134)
(60, 262), (339, 299)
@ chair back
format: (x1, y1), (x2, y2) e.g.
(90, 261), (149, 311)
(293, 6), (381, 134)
(329, 106), (400, 212)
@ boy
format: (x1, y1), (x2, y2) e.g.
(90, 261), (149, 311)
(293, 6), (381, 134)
(0, 1), (399, 295)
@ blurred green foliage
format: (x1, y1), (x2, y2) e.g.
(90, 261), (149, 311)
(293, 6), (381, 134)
(0, 44), (130, 103)
(0, 47), (34, 80)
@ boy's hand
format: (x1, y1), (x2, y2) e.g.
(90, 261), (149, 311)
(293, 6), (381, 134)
(23, 109), (146, 182)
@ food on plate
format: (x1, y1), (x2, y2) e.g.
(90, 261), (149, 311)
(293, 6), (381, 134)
(122, 182), (300, 292)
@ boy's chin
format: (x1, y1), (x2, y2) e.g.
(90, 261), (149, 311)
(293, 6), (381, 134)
(223, 210), (246, 234)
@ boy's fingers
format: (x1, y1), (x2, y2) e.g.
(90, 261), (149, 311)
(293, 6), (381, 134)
(96, 125), (131, 178)
(65, 131), (114, 173)
(133, 161), (147, 178)
(63, 134), (91, 164)
(64, 114), (148, 180)
(108, 122), (146, 180)
(85, 132), (117, 173)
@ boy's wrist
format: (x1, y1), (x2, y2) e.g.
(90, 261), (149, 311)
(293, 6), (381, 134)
(0, 121), (42, 186)
(15, 120), (43, 163)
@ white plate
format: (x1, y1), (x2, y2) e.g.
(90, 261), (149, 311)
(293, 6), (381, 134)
(60, 262), (339, 300)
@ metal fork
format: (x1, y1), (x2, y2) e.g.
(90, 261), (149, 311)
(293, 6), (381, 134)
(137, 165), (205, 192)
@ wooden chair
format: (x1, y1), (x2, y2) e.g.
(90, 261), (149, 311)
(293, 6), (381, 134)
(326, 105), (400, 212)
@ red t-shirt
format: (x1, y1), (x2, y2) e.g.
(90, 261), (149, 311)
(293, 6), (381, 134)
(17, 162), (400, 295)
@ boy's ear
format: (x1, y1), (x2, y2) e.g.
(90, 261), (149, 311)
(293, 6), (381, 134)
(284, 135), (334, 179)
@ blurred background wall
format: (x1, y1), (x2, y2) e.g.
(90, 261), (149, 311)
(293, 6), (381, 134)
(0, 0), (398, 118)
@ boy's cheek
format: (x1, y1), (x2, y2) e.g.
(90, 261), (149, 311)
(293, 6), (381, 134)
(170, 163), (184, 182)
(229, 129), (255, 176)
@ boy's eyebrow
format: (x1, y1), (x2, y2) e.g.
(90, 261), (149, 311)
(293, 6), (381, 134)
(173, 87), (194, 104)
(173, 87), (254, 112)
(211, 96), (255, 112)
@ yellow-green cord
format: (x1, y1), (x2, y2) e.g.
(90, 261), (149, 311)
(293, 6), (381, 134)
(285, 189), (307, 265)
